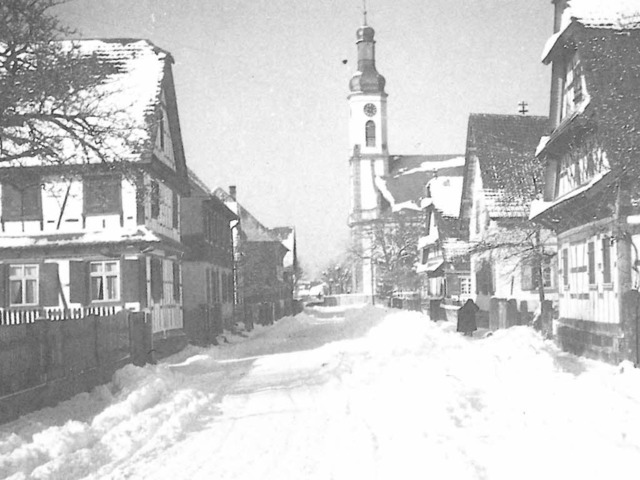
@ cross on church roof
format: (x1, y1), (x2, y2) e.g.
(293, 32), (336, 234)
(519, 101), (529, 115)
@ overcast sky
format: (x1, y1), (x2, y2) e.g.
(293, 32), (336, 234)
(56, 0), (553, 277)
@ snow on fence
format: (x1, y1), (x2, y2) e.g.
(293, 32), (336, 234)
(0, 310), (151, 424)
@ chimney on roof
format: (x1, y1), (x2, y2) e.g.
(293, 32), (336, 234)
(229, 185), (236, 200)
(552, 0), (568, 34)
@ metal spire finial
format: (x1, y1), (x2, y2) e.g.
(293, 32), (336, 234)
(362, 0), (368, 25)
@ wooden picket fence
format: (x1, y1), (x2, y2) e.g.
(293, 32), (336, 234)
(0, 306), (121, 326)
(0, 309), (151, 424)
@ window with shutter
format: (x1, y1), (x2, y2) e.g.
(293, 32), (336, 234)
(172, 191), (179, 229)
(602, 237), (612, 284)
(69, 261), (88, 304)
(173, 262), (181, 302)
(40, 263), (60, 307)
(150, 257), (163, 302)
(84, 176), (122, 215)
(2, 182), (41, 221)
(151, 181), (160, 219)
(588, 242), (596, 285)
(123, 258), (147, 304)
(562, 249), (569, 287)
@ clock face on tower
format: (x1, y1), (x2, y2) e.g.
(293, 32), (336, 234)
(363, 103), (377, 117)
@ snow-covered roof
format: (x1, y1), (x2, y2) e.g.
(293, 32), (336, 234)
(0, 226), (162, 249)
(542, 0), (640, 62)
(464, 114), (549, 220)
(419, 176), (464, 218)
(376, 155), (464, 213)
(529, 169), (611, 222)
(566, 0), (640, 29)
(2, 39), (170, 167)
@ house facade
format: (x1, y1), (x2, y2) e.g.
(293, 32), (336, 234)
(0, 39), (190, 358)
(460, 114), (555, 319)
(530, 0), (640, 363)
(416, 171), (471, 305)
(181, 171), (237, 345)
(214, 187), (294, 326)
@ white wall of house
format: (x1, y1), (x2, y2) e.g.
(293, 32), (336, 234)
(556, 222), (619, 325)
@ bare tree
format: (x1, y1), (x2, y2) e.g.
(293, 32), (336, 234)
(352, 210), (424, 299)
(321, 257), (352, 295)
(0, 0), (142, 166)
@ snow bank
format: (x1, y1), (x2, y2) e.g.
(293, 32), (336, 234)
(2, 307), (640, 479)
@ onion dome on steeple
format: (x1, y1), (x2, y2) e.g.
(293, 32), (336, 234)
(349, 24), (386, 95)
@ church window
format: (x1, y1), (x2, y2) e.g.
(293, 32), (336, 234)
(365, 120), (376, 147)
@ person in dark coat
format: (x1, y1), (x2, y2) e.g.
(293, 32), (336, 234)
(457, 299), (479, 336)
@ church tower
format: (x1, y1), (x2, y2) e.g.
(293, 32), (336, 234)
(348, 20), (389, 297)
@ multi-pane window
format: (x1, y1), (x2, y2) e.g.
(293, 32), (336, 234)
(84, 176), (121, 215)
(460, 276), (472, 296)
(90, 261), (120, 301)
(562, 52), (585, 119)
(2, 183), (41, 221)
(10, 264), (38, 305)
(365, 120), (376, 147)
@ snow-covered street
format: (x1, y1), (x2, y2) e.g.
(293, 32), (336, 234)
(2, 305), (640, 480)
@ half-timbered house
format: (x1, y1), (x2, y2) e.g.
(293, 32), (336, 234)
(530, 0), (640, 363)
(0, 39), (190, 358)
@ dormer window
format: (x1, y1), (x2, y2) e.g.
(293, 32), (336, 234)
(562, 51), (586, 119)
(365, 120), (376, 147)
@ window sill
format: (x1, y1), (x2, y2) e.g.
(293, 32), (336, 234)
(2, 217), (42, 223)
(84, 212), (121, 217)
(89, 300), (122, 306)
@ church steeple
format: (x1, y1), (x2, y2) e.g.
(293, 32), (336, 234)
(349, 23), (386, 95)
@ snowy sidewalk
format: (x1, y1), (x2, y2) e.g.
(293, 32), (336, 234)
(1, 306), (640, 480)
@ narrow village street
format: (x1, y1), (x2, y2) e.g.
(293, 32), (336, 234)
(2, 306), (640, 480)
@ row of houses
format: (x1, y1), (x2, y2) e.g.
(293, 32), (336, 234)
(0, 39), (296, 364)
(355, 0), (640, 365)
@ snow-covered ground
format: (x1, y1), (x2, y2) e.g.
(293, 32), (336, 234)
(2, 305), (640, 480)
